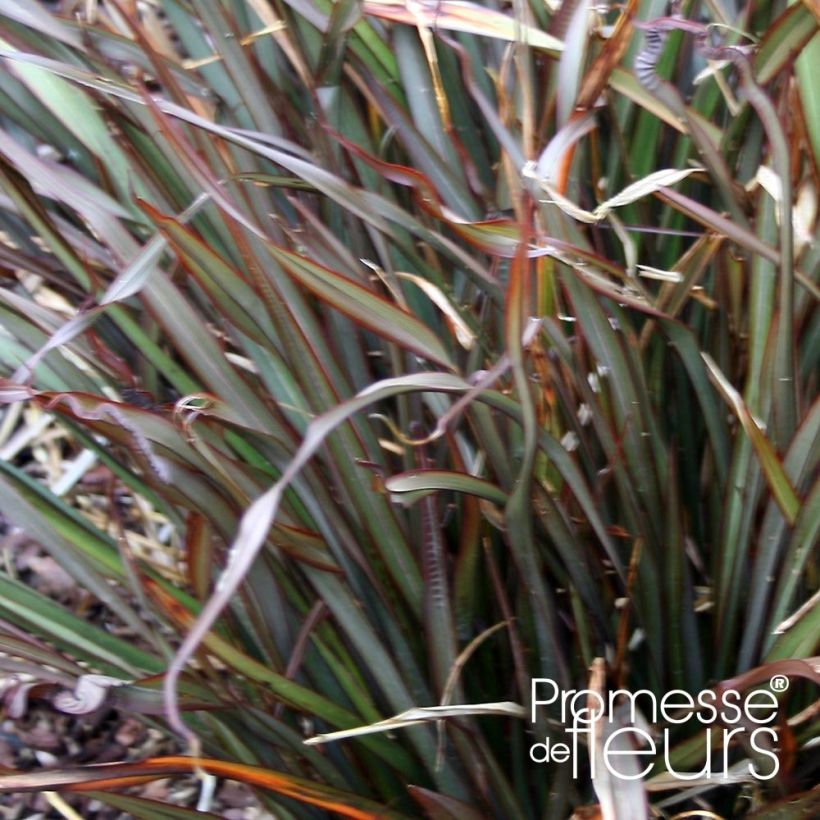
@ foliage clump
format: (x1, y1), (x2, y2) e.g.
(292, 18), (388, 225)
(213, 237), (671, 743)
(0, 1), (817, 817)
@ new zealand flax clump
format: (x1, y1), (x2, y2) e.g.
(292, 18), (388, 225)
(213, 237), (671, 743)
(0, 1), (816, 817)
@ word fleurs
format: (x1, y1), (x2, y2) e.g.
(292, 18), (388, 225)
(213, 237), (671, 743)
(529, 678), (781, 781)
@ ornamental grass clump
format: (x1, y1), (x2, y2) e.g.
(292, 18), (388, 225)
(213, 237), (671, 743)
(0, 1), (817, 817)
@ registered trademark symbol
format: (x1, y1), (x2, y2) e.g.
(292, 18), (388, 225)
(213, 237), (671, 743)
(770, 675), (789, 692)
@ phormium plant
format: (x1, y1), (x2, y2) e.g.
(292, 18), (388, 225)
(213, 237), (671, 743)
(0, 1), (817, 818)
